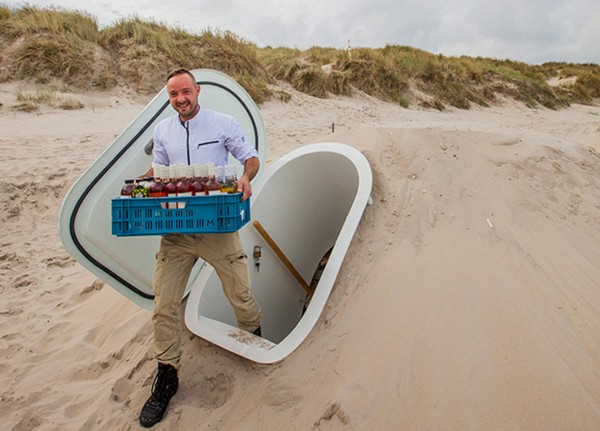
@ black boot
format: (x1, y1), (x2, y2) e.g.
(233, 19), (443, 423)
(139, 363), (179, 428)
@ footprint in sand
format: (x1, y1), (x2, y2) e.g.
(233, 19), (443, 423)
(313, 402), (351, 429)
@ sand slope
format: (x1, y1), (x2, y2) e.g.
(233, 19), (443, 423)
(1, 83), (600, 430)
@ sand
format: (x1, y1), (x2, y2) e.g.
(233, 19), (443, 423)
(1, 81), (600, 430)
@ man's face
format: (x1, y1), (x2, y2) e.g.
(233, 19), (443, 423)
(167, 73), (200, 121)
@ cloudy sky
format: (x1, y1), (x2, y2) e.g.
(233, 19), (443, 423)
(3, 0), (600, 64)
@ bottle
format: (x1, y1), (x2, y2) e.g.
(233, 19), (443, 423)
(200, 163), (209, 189)
(131, 177), (150, 198)
(191, 164), (205, 196)
(148, 165), (167, 198)
(120, 179), (136, 198)
(204, 162), (222, 195)
(221, 164), (239, 194)
(174, 165), (189, 208)
(215, 165), (225, 184)
(176, 165), (194, 208)
(165, 165), (179, 208)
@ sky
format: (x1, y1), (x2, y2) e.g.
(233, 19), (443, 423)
(3, 0), (600, 65)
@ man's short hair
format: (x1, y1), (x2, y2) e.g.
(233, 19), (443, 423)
(166, 68), (196, 84)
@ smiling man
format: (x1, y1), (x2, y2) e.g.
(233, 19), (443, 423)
(138, 68), (262, 428)
(167, 70), (199, 120)
(152, 68), (258, 200)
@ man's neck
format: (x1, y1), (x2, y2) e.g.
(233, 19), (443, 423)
(179, 105), (201, 123)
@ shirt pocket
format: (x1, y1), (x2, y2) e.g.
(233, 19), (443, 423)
(195, 140), (219, 149)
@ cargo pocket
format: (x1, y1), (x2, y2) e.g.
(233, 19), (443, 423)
(225, 252), (248, 264)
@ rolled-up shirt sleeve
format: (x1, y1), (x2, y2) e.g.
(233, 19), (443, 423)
(224, 117), (258, 164)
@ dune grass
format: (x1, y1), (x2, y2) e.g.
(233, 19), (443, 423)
(0, 6), (113, 89)
(0, 5), (98, 42)
(1, 5), (598, 109)
(12, 86), (84, 111)
(99, 18), (271, 101)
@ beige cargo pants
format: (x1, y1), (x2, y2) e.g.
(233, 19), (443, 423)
(152, 232), (262, 367)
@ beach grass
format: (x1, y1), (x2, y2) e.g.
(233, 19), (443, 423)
(1, 5), (598, 109)
(12, 86), (84, 111)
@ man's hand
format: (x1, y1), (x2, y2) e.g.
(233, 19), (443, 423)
(140, 166), (154, 178)
(238, 157), (259, 201)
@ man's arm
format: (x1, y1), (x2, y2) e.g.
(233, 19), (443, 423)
(238, 156), (259, 201)
(140, 166), (154, 178)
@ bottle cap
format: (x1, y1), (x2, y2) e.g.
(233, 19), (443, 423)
(226, 164), (237, 178)
(185, 165), (195, 179)
(193, 164), (202, 178)
(206, 162), (215, 176)
(215, 165), (225, 182)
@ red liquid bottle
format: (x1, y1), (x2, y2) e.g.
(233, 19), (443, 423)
(191, 164), (205, 196)
(148, 165), (167, 197)
(205, 163), (222, 195)
(165, 165), (179, 209)
(200, 163), (209, 191)
(176, 165), (194, 207)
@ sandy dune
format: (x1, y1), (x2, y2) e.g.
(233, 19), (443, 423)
(1, 82), (600, 430)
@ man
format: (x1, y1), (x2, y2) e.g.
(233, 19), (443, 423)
(139, 68), (262, 428)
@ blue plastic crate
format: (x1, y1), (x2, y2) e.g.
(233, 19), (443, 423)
(111, 194), (250, 236)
